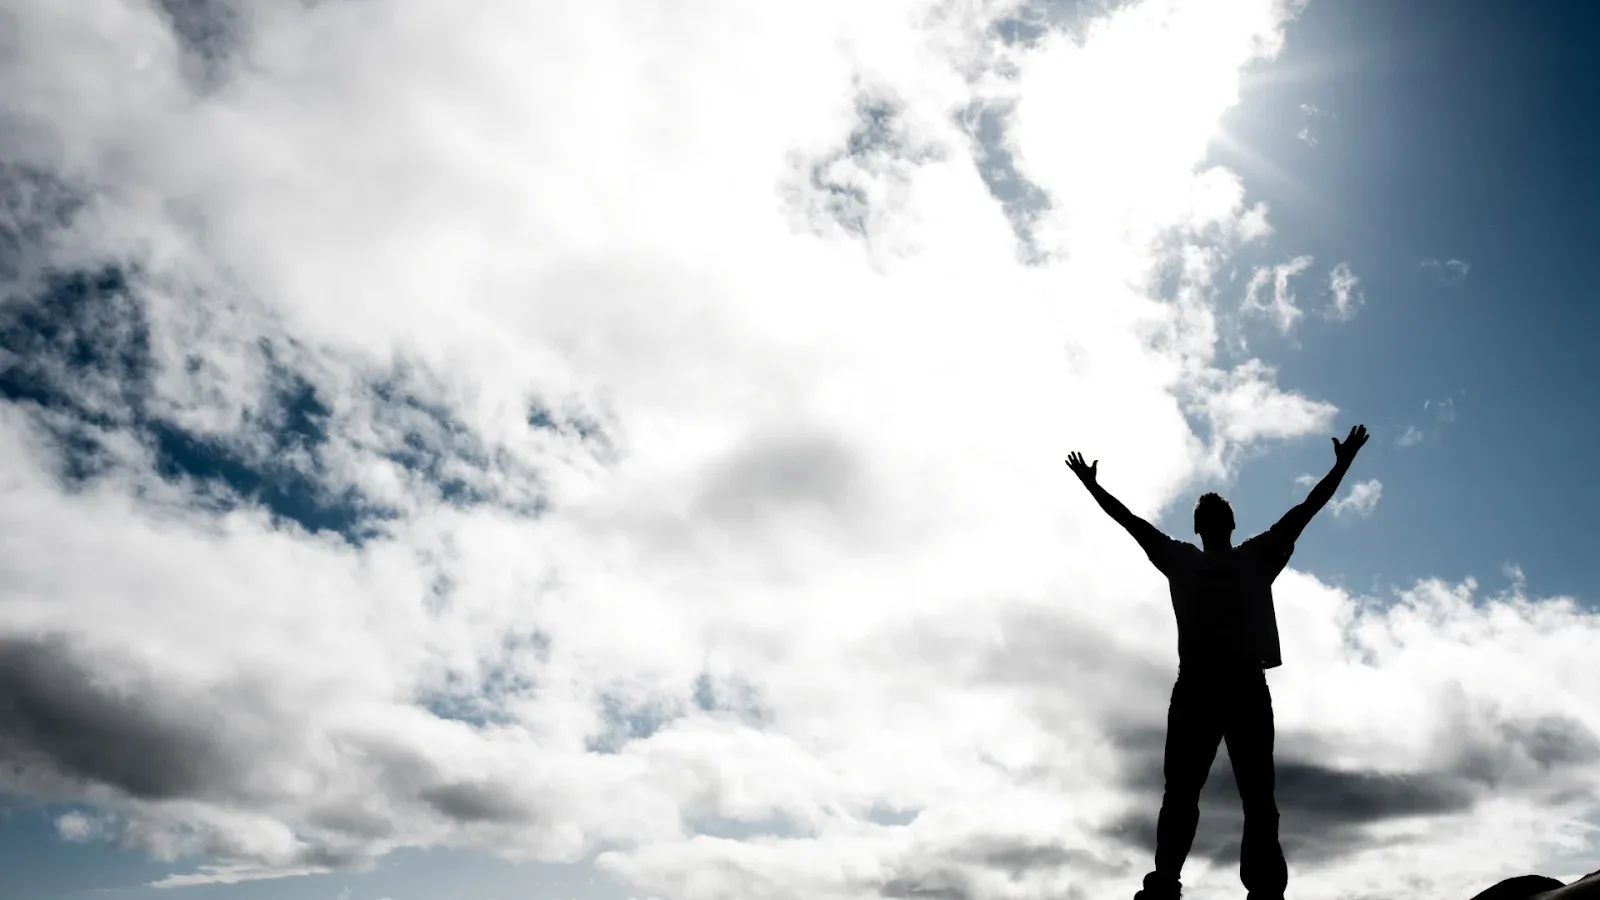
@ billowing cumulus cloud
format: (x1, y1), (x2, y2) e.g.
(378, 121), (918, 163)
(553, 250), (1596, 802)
(1, 1), (1597, 899)
(1329, 478), (1382, 517)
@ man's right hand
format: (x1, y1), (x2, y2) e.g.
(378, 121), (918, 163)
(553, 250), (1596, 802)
(1333, 424), (1369, 466)
(1065, 451), (1098, 486)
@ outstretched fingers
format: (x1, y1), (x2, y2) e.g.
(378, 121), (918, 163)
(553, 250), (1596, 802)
(1065, 451), (1097, 480)
(1338, 424), (1370, 459)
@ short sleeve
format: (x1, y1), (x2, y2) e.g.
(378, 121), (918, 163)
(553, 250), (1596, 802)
(1246, 523), (1295, 580)
(1138, 530), (1189, 576)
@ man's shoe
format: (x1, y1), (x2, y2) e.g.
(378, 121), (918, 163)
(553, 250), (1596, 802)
(1134, 873), (1181, 900)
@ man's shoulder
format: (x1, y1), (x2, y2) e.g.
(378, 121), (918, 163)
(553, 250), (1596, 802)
(1162, 538), (1202, 566)
(1237, 529), (1294, 573)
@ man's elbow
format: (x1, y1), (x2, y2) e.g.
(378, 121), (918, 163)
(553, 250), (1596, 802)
(1275, 505), (1313, 540)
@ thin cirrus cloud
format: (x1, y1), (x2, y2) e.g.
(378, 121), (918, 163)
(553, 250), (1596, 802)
(0, 2), (1597, 900)
(1296, 102), (1333, 147)
(1423, 257), (1472, 285)
(1397, 397), (1460, 449)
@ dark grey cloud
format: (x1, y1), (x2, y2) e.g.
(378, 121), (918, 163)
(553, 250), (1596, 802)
(873, 837), (1122, 900)
(959, 836), (1121, 878)
(0, 164), (82, 291)
(0, 633), (253, 801)
(696, 427), (867, 528)
(154, 0), (245, 89)
(340, 729), (545, 833)
(302, 803), (401, 843)
(1101, 705), (1600, 868)
(155, 0), (240, 57)
(870, 832), (1120, 896)
(978, 607), (1173, 692)
(880, 870), (972, 900)
(0, 628), (559, 867)
(1105, 721), (1471, 864)
(417, 780), (532, 825)
(1453, 714), (1600, 790)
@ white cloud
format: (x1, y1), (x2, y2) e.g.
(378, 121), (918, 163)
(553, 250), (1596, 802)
(1504, 561), (1527, 588)
(1297, 102), (1331, 146)
(1327, 261), (1363, 321)
(1294, 473), (1318, 487)
(1329, 478), (1383, 518)
(1423, 257), (1472, 285)
(1397, 425), (1425, 448)
(0, 1), (1596, 900)
(1426, 396), (1458, 423)
(1184, 358), (1339, 473)
(1242, 254), (1315, 334)
(55, 811), (108, 842)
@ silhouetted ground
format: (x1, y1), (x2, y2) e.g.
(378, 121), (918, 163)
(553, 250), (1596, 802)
(1470, 867), (1600, 900)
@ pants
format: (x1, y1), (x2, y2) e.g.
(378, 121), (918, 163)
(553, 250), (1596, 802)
(1143, 663), (1287, 899)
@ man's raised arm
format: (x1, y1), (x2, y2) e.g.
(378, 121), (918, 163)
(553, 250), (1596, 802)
(1271, 424), (1369, 542)
(1065, 451), (1173, 570)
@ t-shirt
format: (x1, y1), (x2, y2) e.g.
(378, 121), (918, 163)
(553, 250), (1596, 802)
(1140, 524), (1296, 669)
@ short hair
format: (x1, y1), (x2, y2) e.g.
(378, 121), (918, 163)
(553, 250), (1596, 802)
(1194, 492), (1235, 534)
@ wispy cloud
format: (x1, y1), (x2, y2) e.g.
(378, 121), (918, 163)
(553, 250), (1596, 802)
(148, 865), (327, 888)
(1326, 261), (1363, 321)
(1423, 257), (1472, 285)
(1329, 478), (1383, 517)
(1399, 396), (1460, 449)
(1297, 103), (1332, 147)
(1503, 561), (1527, 589)
(1242, 255), (1315, 334)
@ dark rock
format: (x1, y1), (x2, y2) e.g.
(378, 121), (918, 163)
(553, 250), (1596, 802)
(1469, 875), (1566, 900)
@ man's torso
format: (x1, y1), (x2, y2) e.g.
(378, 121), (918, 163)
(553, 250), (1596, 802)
(1164, 537), (1285, 669)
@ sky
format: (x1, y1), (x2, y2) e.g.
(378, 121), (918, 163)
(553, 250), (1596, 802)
(1, 1), (1598, 900)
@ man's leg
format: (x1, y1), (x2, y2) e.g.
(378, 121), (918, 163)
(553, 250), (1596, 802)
(1141, 670), (1225, 898)
(1224, 669), (1288, 900)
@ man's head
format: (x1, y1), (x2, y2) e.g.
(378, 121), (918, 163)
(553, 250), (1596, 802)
(1194, 492), (1235, 540)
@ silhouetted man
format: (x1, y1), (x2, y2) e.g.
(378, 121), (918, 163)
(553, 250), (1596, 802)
(1066, 424), (1369, 900)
